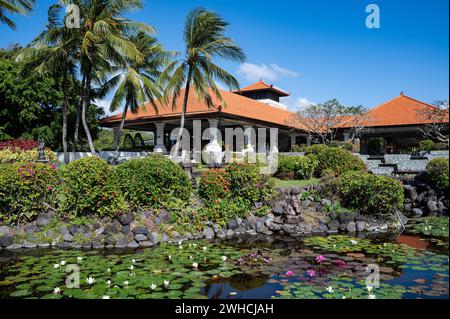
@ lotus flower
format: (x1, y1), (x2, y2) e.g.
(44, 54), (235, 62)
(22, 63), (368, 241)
(334, 260), (346, 267)
(286, 271), (294, 276)
(315, 255), (326, 263)
(102, 295), (110, 299)
(53, 287), (61, 294)
(150, 284), (157, 290)
(86, 277), (95, 285)
(325, 286), (334, 293)
(306, 269), (316, 277)
(192, 262), (199, 270)
(164, 280), (170, 288)
(221, 256), (228, 262)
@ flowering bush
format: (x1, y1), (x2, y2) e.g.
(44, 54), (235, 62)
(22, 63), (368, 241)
(276, 155), (318, 180)
(112, 154), (192, 208)
(0, 139), (39, 151)
(0, 139), (56, 164)
(0, 162), (58, 223)
(57, 157), (128, 217)
(199, 169), (231, 203)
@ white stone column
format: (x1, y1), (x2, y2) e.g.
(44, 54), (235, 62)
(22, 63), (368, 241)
(290, 133), (297, 148)
(243, 125), (255, 153)
(204, 119), (222, 164)
(153, 123), (167, 154)
(306, 135), (312, 146)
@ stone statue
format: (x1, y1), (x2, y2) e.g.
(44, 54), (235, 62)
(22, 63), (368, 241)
(37, 138), (47, 162)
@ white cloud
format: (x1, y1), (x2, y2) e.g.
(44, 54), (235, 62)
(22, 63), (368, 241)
(237, 62), (299, 82)
(296, 97), (316, 108)
(283, 96), (316, 110)
(95, 99), (115, 116)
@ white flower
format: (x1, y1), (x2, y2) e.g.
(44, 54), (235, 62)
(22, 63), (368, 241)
(189, 243), (192, 248)
(192, 262), (199, 270)
(229, 292), (237, 296)
(53, 264), (60, 269)
(164, 280), (170, 288)
(350, 240), (358, 245)
(107, 268), (111, 273)
(193, 243), (197, 247)
(53, 287), (61, 294)
(189, 256), (193, 259)
(150, 284), (157, 290)
(179, 245), (183, 250)
(60, 260), (66, 266)
(178, 241), (183, 246)
(77, 257), (83, 262)
(106, 280), (111, 285)
(221, 256), (228, 262)
(368, 294), (376, 299)
(102, 295), (110, 299)
(129, 265), (134, 270)
(131, 259), (136, 264)
(342, 296), (346, 299)
(168, 255), (172, 261)
(123, 281), (129, 286)
(366, 286), (373, 292)
(86, 277), (95, 285)
(325, 286), (334, 293)
(203, 246), (207, 251)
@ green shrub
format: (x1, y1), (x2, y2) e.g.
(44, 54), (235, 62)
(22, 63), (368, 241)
(276, 155), (318, 180)
(134, 133), (145, 149)
(305, 146), (366, 177)
(199, 169), (231, 203)
(336, 171), (404, 215)
(367, 138), (385, 155)
(419, 139), (435, 152)
(328, 141), (354, 152)
(0, 162), (58, 223)
(58, 157), (127, 217)
(290, 144), (305, 152)
(426, 158), (449, 190)
(224, 162), (274, 205)
(112, 154), (192, 208)
(123, 133), (135, 149)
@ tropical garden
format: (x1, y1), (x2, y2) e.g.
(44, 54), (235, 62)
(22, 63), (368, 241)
(0, 0), (448, 300)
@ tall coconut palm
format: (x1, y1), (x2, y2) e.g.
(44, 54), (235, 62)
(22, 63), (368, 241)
(59, 0), (152, 154)
(162, 8), (246, 156)
(99, 32), (170, 160)
(17, 4), (79, 163)
(0, 0), (35, 29)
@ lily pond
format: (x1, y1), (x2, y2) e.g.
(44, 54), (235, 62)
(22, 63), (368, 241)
(0, 217), (448, 299)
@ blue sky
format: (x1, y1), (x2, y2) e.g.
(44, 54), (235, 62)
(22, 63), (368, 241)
(0, 0), (448, 112)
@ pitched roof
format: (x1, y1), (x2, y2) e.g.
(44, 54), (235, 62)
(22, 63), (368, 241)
(236, 80), (290, 97)
(336, 94), (449, 128)
(101, 87), (305, 130)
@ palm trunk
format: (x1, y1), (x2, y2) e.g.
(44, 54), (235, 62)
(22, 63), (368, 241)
(173, 66), (193, 156)
(62, 64), (69, 164)
(82, 65), (96, 154)
(73, 77), (84, 151)
(114, 101), (129, 159)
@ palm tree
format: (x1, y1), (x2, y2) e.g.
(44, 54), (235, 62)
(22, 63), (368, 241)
(162, 8), (246, 156)
(17, 4), (79, 163)
(60, 0), (152, 154)
(99, 32), (170, 160)
(0, 0), (35, 29)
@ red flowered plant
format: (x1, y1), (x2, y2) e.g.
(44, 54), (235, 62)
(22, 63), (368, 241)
(0, 139), (39, 151)
(198, 168), (231, 202)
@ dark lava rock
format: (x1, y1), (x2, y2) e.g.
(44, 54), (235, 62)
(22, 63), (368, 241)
(290, 188), (302, 195)
(117, 211), (135, 226)
(286, 215), (301, 224)
(134, 234), (147, 242)
(227, 219), (239, 230)
(327, 219), (340, 230)
(271, 207), (284, 216)
(150, 232), (159, 244)
(157, 209), (171, 223)
(403, 185), (418, 201)
(36, 214), (52, 227)
(412, 208), (423, 217)
(22, 241), (37, 249)
(0, 236), (13, 248)
(346, 222), (357, 232)
(202, 227), (215, 239)
(139, 241), (153, 248)
(121, 225), (131, 235)
(132, 226), (149, 236)
(105, 221), (120, 234)
(312, 223), (328, 233)
(356, 221), (366, 232)
(339, 212), (355, 224)
(115, 237), (128, 248)
(427, 201), (438, 212)
(63, 233), (74, 242)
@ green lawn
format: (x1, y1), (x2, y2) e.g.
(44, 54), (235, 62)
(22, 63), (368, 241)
(270, 177), (320, 188)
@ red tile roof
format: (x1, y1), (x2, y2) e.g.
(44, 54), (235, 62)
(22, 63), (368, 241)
(236, 80), (290, 97)
(101, 87), (305, 130)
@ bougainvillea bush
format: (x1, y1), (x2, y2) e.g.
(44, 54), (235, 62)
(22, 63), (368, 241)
(0, 139), (56, 163)
(0, 162), (58, 223)
(199, 169), (231, 203)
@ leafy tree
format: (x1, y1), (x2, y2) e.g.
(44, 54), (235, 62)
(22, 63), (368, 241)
(162, 8), (245, 157)
(0, 0), (35, 29)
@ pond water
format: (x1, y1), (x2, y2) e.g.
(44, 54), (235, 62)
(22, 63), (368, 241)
(0, 221), (448, 299)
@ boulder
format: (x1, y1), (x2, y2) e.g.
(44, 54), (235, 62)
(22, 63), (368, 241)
(150, 232), (159, 244)
(0, 226), (12, 237)
(63, 233), (74, 242)
(132, 226), (149, 236)
(139, 241), (153, 248)
(327, 219), (340, 230)
(312, 223), (328, 233)
(412, 208), (423, 218)
(271, 207), (284, 216)
(346, 222), (357, 232)
(227, 219), (239, 230)
(36, 214), (52, 227)
(403, 185), (418, 201)
(202, 227), (215, 239)
(117, 211), (135, 226)
(157, 209), (171, 223)
(290, 188), (302, 195)
(126, 241), (139, 248)
(339, 212), (354, 224)
(134, 234), (147, 242)
(22, 241), (37, 249)
(121, 225), (131, 235)
(216, 229), (227, 239)
(356, 221), (366, 232)
(115, 237), (128, 248)
(6, 243), (22, 250)
(427, 201), (438, 212)
(0, 236), (13, 248)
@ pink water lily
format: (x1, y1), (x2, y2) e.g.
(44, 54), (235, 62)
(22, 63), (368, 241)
(306, 269), (316, 277)
(285, 271), (294, 276)
(334, 259), (346, 267)
(315, 255), (326, 263)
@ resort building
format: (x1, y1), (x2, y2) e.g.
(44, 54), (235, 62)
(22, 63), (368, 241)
(101, 81), (449, 154)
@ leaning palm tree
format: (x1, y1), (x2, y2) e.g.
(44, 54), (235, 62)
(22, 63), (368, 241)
(0, 0), (35, 29)
(17, 4), (79, 163)
(59, 0), (152, 154)
(99, 32), (170, 160)
(161, 8), (246, 156)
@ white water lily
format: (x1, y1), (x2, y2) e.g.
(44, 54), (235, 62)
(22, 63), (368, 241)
(350, 240), (358, 245)
(131, 259), (136, 264)
(178, 240), (183, 246)
(179, 245), (183, 250)
(60, 260), (66, 266)
(189, 256), (193, 259)
(342, 296), (346, 299)
(86, 277), (95, 285)
(53, 264), (60, 269)
(77, 257), (83, 262)
(123, 281), (129, 286)
(102, 295), (110, 299)
(325, 286), (334, 293)
(106, 280), (111, 285)
(53, 287), (61, 294)
(189, 243), (192, 248)
(221, 256), (228, 262)
(164, 280), (170, 288)
(168, 255), (172, 261)
(203, 246), (207, 251)
(193, 243), (197, 247)
(368, 294), (376, 299)
(107, 268), (111, 273)
(150, 284), (157, 290)
(192, 262), (199, 270)
(129, 265), (134, 270)
(366, 286), (373, 292)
